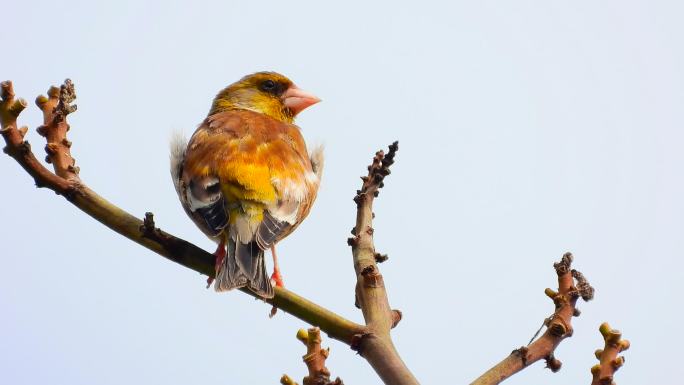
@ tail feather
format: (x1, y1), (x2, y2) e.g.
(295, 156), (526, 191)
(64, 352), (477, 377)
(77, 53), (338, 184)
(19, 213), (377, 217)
(215, 237), (273, 298)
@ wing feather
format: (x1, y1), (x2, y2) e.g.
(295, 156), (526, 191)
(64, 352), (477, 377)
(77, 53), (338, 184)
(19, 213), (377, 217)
(178, 110), (319, 246)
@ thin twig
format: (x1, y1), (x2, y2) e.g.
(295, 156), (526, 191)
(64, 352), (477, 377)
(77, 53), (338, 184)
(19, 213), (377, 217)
(281, 327), (343, 385)
(591, 322), (630, 385)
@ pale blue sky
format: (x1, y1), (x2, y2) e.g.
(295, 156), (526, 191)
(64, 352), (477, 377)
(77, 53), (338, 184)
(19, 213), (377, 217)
(1, 1), (682, 384)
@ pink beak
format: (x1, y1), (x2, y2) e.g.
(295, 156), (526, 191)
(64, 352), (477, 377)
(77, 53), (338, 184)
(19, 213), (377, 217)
(282, 85), (321, 115)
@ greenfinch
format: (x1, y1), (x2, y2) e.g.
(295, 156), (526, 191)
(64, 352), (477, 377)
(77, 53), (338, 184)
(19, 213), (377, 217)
(171, 72), (322, 298)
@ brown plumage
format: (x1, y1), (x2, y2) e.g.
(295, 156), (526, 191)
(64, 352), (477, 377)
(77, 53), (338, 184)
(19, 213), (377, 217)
(171, 72), (322, 298)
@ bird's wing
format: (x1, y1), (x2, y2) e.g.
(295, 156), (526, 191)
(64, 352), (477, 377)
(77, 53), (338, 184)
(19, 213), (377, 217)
(178, 110), (319, 245)
(171, 132), (228, 238)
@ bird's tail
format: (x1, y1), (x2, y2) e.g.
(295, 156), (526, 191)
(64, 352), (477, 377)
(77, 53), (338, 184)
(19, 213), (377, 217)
(214, 236), (274, 298)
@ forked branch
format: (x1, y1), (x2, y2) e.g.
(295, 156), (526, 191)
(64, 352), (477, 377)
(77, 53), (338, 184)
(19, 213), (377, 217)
(471, 252), (595, 385)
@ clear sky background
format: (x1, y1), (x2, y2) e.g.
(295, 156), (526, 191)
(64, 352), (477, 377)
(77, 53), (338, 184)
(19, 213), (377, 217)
(1, 1), (682, 384)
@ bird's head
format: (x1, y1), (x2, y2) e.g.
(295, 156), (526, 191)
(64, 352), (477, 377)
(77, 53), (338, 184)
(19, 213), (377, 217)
(209, 72), (320, 123)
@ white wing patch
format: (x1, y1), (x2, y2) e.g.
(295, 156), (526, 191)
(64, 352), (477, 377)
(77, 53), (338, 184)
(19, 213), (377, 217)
(185, 176), (222, 211)
(309, 144), (325, 180)
(169, 131), (188, 196)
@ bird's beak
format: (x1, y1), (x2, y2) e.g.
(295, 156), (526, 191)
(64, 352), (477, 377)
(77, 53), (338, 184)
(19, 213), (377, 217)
(282, 85), (321, 115)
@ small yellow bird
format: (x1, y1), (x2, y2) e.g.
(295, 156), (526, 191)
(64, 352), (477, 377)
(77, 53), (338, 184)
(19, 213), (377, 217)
(170, 72), (323, 298)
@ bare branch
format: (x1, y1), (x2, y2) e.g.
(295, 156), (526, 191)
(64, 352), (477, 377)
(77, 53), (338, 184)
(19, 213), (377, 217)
(281, 327), (343, 385)
(35, 80), (80, 180)
(591, 322), (630, 385)
(347, 142), (418, 385)
(471, 252), (595, 385)
(1, 81), (73, 194)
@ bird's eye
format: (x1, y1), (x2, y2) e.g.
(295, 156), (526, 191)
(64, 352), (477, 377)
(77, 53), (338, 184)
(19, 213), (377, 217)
(261, 80), (276, 91)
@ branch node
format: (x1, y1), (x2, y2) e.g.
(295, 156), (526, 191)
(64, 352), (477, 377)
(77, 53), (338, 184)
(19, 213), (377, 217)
(45, 143), (58, 155)
(280, 374), (300, 385)
(140, 212), (166, 242)
(1, 81), (28, 129)
(374, 252), (388, 263)
(142, 212), (156, 232)
(3, 140), (30, 156)
(391, 309), (403, 328)
(361, 265), (383, 287)
(360, 265), (383, 288)
(9, 98), (28, 116)
(361, 265), (375, 276)
(36, 124), (48, 137)
(544, 287), (558, 299)
(35, 95), (49, 109)
(548, 321), (568, 337)
(22, 140), (32, 152)
(544, 354), (562, 372)
(47, 85), (60, 99)
(296, 328), (310, 344)
(512, 346), (529, 366)
(553, 252), (573, 275)
(350, 333), (370, 353)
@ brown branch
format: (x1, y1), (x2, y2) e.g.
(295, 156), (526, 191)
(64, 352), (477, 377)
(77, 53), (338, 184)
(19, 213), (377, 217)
(347, 143), (419, 385)
(471, 252), (595, 385)
(35, 79), (80, 181)
(1, 79), (365, 346)
(281, 327), (343, 385)
(591, 322), (630, 385)
(1, 81), (73, 194)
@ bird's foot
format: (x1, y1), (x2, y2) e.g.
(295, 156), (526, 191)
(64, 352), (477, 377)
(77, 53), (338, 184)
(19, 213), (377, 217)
(268, 269), (284, 318)
(270, 268), (284, 288)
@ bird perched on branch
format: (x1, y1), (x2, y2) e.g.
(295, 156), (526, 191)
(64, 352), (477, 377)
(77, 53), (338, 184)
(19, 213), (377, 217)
(170, 72), (323, 298)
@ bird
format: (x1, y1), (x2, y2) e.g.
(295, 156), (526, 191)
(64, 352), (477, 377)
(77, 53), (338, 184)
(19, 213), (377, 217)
(170, 72), (323, 298)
